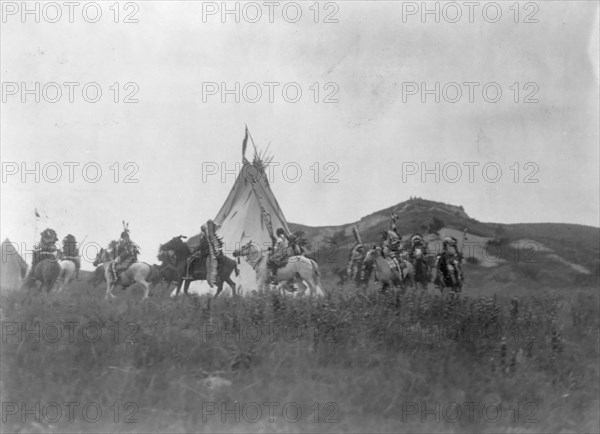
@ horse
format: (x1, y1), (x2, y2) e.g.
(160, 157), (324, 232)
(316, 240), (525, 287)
(433, 255), (463, 293)
(233, 241), (324, 297)
(92, 248), (160, 300)
(20, 259), (61, 293)
(90, 266), (106, 287)
(410, 246), (431, 291)
(153, 254), (180, 294)
(56, 260), (77, 293)
(363, 246), (414, 292)
(158, 235), (238, 297)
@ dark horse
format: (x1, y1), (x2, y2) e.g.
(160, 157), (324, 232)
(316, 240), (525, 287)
(411, 246), (431, 290)
(158, 235), (239, 297)
(21, 259), (61, 293)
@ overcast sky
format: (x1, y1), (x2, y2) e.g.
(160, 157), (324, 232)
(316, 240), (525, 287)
(1, 1), (598, 268)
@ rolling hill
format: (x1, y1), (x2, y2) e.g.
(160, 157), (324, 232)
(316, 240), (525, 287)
(289, 197), (600, 291)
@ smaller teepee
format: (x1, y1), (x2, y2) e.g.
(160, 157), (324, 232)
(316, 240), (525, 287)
(1, 238), (28, 290)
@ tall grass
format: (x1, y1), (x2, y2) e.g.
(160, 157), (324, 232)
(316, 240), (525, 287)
(1, 281), (598, 433)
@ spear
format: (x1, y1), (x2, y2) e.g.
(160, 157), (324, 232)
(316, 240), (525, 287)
(245, 124), (259, 157)
(460, 228), (468, 256)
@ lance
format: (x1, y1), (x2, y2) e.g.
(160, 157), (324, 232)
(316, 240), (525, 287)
(460, 228), (468, 256)
(79, 234), (88, 246)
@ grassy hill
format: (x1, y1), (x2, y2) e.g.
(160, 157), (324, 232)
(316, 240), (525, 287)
(290, 198), (600, 291)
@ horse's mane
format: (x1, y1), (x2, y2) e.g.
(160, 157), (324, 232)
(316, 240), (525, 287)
(162, 236), (191, 255)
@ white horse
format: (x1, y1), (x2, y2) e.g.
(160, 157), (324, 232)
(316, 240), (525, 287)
(56, 260), (77, 293)
(233, 241), (325, 297)
(92, 248), (159, 300)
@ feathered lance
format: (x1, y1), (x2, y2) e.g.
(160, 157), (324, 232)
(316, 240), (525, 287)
(352, 225), (362, 245)
(245, 124), (259, 159)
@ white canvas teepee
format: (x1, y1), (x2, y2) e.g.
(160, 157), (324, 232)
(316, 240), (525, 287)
(216, 128), (290, 291)
(1, 238), (28, 290)
(187, 128), (290, 293)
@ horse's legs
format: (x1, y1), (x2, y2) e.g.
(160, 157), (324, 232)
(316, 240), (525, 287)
(175, 279), (183, 296)
(224, 277), (236, 297)
(214, 281), (223, 298)
(140, 280), (150, 299)
(105, 281), (116, 300)
(304, 277), (318, 298)
(295, 278), (308, 297)
(256, 273), (268, 292)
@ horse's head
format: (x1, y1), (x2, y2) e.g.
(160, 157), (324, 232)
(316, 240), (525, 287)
(156, 247), (175, 263)
(363, 247), (375, 264)
(363, 246), (383, 264)
(92, 248), (106, 267)
(233, 241), (263, 261)
(160, 235), (189, 255)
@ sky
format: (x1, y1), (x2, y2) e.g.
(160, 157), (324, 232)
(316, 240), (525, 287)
(1, 1), (599, 269)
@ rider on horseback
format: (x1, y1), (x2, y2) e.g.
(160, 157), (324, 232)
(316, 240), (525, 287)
(347, 225), (365, 282)
(408, 232), (430, 281)
(382, 214), (403, 277)
(347, 243), (365, 282)
(32, 228), (59, 271)
(408, 233), (428, 259)
(185, 225), (209, 282)
(184, 220), (222, 287)
(438, 236), (463, 284)
(111, 224), (139, 281)
(61, 234), (81, 280)
(269, 228), (289, 282)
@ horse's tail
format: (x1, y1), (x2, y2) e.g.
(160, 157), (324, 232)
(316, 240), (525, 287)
(144, 263), (161, 284)
(311, 259), (323, 292)
(233, 257), (239, 277)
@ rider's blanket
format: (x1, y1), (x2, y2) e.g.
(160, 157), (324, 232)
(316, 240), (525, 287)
(386, 258), (404, 274)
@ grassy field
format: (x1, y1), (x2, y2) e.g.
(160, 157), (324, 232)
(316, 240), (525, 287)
(1, 278), (599, 433)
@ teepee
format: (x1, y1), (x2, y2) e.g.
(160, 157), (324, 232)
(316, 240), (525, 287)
(1, 238), (28, 290)
(189, 127), (290, 291)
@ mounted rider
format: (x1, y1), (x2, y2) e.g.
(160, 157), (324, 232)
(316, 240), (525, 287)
(347, 244), (365, 281)
(61, 234), (81, 280)
(268, 228), (289, 281)
(439, 236), (463, 283)
(111, 222), (139, 281)
(408, 233), (428, 259)
(382, 214), (403, 277)
(184, 220), (222, 287)
(347, 225), (365, 282)
(32, 228), (59, 270)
